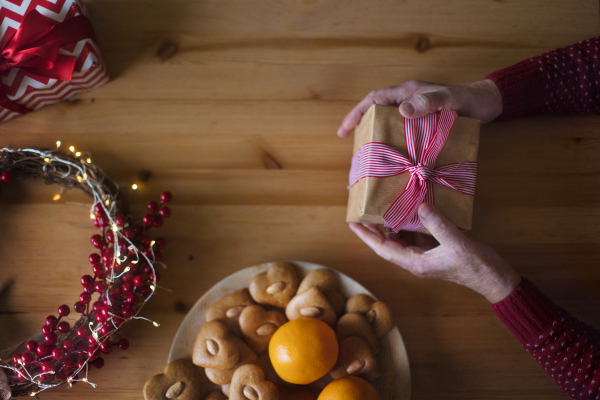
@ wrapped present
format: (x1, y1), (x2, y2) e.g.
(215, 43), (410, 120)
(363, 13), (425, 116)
(346, 104), (480, 234)
(0, 0), (109, 122)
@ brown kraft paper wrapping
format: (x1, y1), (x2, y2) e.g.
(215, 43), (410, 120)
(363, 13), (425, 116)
(346, 104), (481, 234)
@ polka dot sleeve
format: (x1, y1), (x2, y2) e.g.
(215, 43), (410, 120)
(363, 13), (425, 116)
(492, 278), (600, 399)
(485, 36), (600, 121)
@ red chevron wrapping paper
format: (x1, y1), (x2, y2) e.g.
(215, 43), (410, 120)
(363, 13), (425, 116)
(346, 104), (481, 234)
(0, 0), (108, 122)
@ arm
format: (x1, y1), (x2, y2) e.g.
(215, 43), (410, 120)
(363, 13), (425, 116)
(350, 203), (600, 399)
(337, 35), (600, 136)
(492, 279), (600, 399)
(486, 36), (600, 120)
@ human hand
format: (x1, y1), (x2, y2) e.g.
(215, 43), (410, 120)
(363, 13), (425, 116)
(349, 203), (520, 303)
(337, 79), (503, 137)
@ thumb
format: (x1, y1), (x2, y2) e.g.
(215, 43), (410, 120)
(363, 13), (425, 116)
(417, 203), (464, 246)
(399, 89), (457, 119)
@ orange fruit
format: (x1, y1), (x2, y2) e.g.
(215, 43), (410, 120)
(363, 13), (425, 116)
(317, 376), (381, 400)
(269, 318), (338, 384)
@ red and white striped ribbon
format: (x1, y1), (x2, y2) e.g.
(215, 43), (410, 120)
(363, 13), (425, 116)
(349, 109), (477, 232)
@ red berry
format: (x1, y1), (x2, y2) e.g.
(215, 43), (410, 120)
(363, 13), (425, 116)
(42, 361), (55, 373)
(77, 359), (86, 369)
(140, 286), (152, 298)
(106, 230), (115, 243)
(41, 325), (53, 335)
(87, 348), (99, 360)
(16, 370), (27, 381)
(133, 225), (144, 236)
(117, 338), (130, 350)
(102, 252), (113, 266)
(154, 251), (163, 262)
(94, 203), (104, 214)
(160, 191), (173, 203)
(133, 275), (146, 287)
(74, 301), (86, 313)
(142, 214), (154, 226)
(12, 354), (21, 364)
(141, 236), (152, 247)
(121, 304), (134, 318)
(76, 327), (89, 339)
(39, 373), (52, 382)
(52, 348), (65, 360)
(118, 242), (128, 253)
(93, 217), (101, 228)
(81, 274), (94, 287)
(97, 214), (109, 227)
(143, 265), (153, 275)
(110, 286), (123, 298)
(100, 324), (113, 336)
(26, 340), (38, 352)
(93, 357), (105, 369)
(115, 215), (126, 227)
(89, 253), (100, 264)
(37, 343), (51, 356)
(155, 237), (166, 249)
(44, 332), (57, 344)
(92, 301), (103, 313)
(125, 294), (139, 306)
(124, 227), (135, 239)
(147, 201), (158, 212)
(100, 341), (112, 354)
(91, 234), (104, 249)
(57, 321), (70, 333)
(143, 247), (154, 258)
(121, 282), (134, 293)
(88, 336), (97, 347)
(83, 285), (95, 294)
(101, 305), (114, 318)
(152, 215), (164, 228)
(79, 292), (91, 304)
(122, 271), (134, 282)
(94, 281), (108, 293)
(159, 206), (171, 218)
(21, 353), (33, 365)
(95, 314), (106, 323)
(61, 357), (74, 370)
(0, 171), (13, 183)
(58, 304), (70, 317)
(63, 341), (75, 353)
(45, 315), (58, 327)
(92, 264), (107, 279)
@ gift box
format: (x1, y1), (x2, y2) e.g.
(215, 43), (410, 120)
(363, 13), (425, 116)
(0, 0), (109, 123)
(346, 104), (481, 234)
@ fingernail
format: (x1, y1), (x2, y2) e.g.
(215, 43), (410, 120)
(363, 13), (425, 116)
(401, 102), (415, 116)
(418, 202), (433, 219)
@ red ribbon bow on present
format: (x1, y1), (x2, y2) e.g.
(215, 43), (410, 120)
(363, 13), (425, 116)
(0, 10), (95, 115)
(349, 109), (477, 232)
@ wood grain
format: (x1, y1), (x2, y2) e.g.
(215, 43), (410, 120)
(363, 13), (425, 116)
(0, 0), (599, 399)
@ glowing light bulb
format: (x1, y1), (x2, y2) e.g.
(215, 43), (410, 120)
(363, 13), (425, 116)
(75, 152), (81, 157)
(86, 158), (91, 164)
(53, 194), (61, 201)
(132, 184), (138, 190)
(56, 141), (61, 148)
(69, 146), (75, 152)
(44, 157), (51, 163)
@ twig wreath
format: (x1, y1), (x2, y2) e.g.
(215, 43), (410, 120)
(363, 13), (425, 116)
(0, 146), (172, 398)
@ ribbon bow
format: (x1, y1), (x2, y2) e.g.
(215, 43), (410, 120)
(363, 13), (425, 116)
(349, 109), (477, 232)
(0, 10), (95, 115)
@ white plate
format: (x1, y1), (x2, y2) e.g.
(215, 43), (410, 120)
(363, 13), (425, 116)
(168, 261), (411, 399)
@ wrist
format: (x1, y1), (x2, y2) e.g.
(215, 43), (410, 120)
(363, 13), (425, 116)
(462, 80), (503, 123)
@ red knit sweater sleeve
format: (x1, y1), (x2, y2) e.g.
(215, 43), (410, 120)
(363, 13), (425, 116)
(491, 278), (600, 399)
(484, 36), (600, 120)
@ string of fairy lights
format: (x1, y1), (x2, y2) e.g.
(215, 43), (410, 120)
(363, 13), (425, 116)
(0, 143), (169, 397)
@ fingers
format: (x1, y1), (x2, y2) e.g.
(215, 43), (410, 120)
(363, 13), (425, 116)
(399, 89), (459, 119)
(349, 223), (424, 268)
(337, 84), (417, 138)
(417, 203), (464, 247)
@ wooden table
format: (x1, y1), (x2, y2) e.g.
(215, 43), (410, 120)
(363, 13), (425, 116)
(1, 1), (599, 399)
